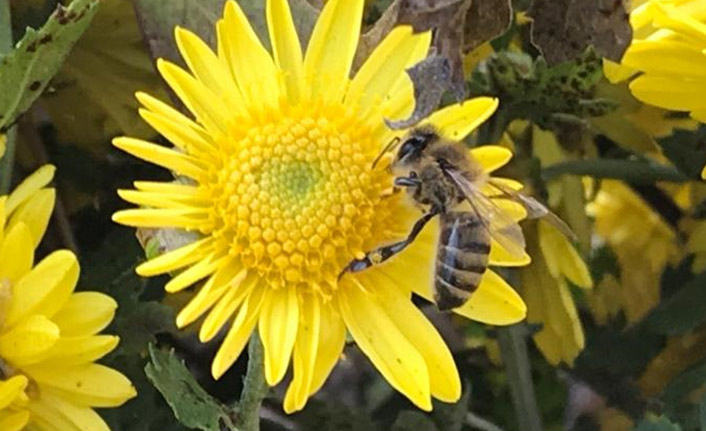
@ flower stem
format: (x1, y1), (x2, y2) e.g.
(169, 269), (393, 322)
(542, 159), (688, 183)
(237, 334), (268, 431)
(498, 324), (543, 431)
(0, 0), (15, 195)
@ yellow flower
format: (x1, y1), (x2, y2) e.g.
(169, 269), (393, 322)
(520, 221), (592, 366)
(113, 0), (527, 412)
(587, 180), (680, 323)
(0, 166), (136, 431)
(605, 0), (706, 122)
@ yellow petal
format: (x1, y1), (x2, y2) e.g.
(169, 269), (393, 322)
(308, 301), (345, 395)
(164, 253), (224, 293)
(303, 0), (364, 103)
(199, 271), (254, 342)
(24, 364), (136, 408)
(6, 250), (79, 327)
(138, 109), (214, 155)
(4, 165), (55, 215)
(44, 335), (120, 365)
(622, 39), (706, 78)
(220, 0), (280, 111)
(424, 98), (499, 141)
(283, 293), (320, 413)
(113, 137), (205, 180)
(489, 241), (532, 266)
(0, 315), (60, 366)
(0, 222), (34, 284)
(259, 285), (299, 385)
(112, 208), (209, 230)
(212, 285), (266, 379)
(469, 145), (513, 173)
(7, 188), (55, 248)
(177, 263), (243, 329)
(453, 270), (527, 325)
(0, 376), (28, 410)
(339, 282), (432, 411)
(267, 0), (304, 102)
(136, 237), (213, 276)
(28, 391), (110, 431)
(347, 26), (431, 112)
(156, 59), (233, 137)
(602, 58), (637, 83)
(0, 410), (29, 431)
(362, 272), (461, 403)
(52, 292), (117, 337)
(629, 75), (706, 111)
(538, 221), (592, 288)
(175, 26), (244, 110)
(135, 91), (214, 152)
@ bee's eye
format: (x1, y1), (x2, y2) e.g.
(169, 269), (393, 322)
(398, 136), (425, 159)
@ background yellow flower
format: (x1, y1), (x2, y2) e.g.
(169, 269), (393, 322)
(0, 166), (135, 431)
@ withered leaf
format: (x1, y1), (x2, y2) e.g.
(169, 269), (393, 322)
(356, 0), (513, 111)
(528, 0), (632, 66)
(464, 0), (512, 52)
(385, 55), (452, 129)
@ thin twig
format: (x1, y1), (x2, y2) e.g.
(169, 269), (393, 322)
(466, 412), (508, 431)
(18, 115), (78, 253)
(237, 334), (269, 431)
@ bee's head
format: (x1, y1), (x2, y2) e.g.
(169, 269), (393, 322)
(371, 126), (440, 170)
(394, 126), (439, 166)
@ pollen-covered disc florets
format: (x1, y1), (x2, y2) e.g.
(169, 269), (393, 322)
(208, 113), (391, 293)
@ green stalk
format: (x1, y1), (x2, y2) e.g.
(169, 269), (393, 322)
(237, 334), (269, 431)
(498, 324), (543, 431)
(0, 0), (15, 195)
(542, 159), (688, 183)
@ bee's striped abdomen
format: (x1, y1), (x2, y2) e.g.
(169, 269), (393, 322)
(434, 211), (490, 310)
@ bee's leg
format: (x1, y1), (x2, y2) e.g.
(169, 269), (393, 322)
(338, 206), (440, 279)
(393, 172), (421, 188)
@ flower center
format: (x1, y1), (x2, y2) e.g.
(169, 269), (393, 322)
(207, 112), (397, 295)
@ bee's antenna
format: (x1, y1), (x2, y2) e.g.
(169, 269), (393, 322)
(372, 136), (400, 169)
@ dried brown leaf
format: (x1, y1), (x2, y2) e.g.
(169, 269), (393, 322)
(385, 55), (452, 129)
(528, 0), (632, 66)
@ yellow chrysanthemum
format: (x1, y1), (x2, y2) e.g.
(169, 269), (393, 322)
(520, 221), (592, 366)
(605, 0), (706, 122)
(587, 180), (680, 323)
(113, 0), (527, 412)
(0, 166), (136, 431)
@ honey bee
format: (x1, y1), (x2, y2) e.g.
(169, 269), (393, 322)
(340, 126), (573, 310)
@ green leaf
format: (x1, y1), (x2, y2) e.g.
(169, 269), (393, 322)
(0, 0), (99, 131)
(643, 272), (706, 335)
(392, 411), (439, 431)
(635, 415), (682, 431)
(145, 345), (235, 431)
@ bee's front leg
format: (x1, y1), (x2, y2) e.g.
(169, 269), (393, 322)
(338, 205), (441, 280)
(393, 171), (421, 188)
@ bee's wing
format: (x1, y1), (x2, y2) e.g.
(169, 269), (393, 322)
(445, 169), (527, 258)
(486, 179), (578, 242)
